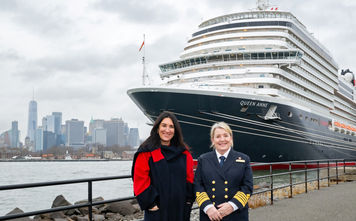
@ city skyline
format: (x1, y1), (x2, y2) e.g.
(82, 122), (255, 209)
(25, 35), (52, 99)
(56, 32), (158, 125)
(1, 99), (140, 148)
(0, 0), (355, 141)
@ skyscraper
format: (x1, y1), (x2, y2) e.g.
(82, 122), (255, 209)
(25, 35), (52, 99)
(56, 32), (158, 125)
(103, 118), (125, 147)
(128, 128), (140, 148)
(65, 119), (84, 148)
(27, 100), (37, 143)
(52, 112), (62, 136)
(10, 121), (20, 148)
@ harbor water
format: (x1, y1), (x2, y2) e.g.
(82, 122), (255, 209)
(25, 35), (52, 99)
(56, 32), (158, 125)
(0, 161), (133, 216)
(0, 161), (320, 216)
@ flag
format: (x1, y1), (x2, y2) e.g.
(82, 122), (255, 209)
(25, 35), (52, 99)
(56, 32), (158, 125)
(139, 41), (145, 51)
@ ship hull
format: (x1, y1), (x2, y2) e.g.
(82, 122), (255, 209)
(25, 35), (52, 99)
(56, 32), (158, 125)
(128, 87), (356, 162)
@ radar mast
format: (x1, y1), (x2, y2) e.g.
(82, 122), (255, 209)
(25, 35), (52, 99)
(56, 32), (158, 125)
(257, 0), (270, 10)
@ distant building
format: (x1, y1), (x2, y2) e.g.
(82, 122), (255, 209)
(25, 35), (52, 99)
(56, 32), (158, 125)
(24, 136), (31, 149)
(52, 112), (63, 146)
(124, 123), (129, 146)
(10, 121), (20, 148)
(89, 119), (104, 136)
(103, 150), (115, 159)
(93, 128), (107, 146)
(103, 118), (126, 147)
(122, 151), (136, 160)
(27, 100), (37, 143)
(52, 112), (62, 136)
(61, 124), (66, 145)
(0, 131), (10, 147)
(35, 127), (43, 152)
(43, 131), (56, 151)
(128, 128), (140, 147)
(65, 119), (84, 148)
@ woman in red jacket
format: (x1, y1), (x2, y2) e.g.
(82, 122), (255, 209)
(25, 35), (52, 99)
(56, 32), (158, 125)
(132, 111), (194, 221)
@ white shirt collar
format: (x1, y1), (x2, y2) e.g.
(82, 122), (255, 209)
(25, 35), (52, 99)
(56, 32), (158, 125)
(215, 147), (231, 161)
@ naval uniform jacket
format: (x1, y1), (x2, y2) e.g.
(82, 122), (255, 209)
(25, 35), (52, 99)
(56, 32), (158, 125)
(132, 145), (194, 221)
(194, 149), (253, 221)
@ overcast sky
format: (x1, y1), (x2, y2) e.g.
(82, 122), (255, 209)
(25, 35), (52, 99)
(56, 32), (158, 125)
(1, 0), (355, 142)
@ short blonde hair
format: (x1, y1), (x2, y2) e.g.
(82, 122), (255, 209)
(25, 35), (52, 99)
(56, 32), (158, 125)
(210, 122), (233, 148)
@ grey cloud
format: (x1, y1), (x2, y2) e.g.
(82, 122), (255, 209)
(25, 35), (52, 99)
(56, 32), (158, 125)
(93, 0), (178, 24)
(148, 33), (186, 64)
(0, 0), (18, 11)
(38, 44), (139, 72)
(14, 44), (140, 82)
(5, 2), (74, 37)
(0, 49), (22, 60)
(37, 84), (106, 102)
(203, 0), (250, 11)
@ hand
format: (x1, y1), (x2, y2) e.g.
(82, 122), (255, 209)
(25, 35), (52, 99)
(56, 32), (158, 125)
(148, 205), (159, 211)
(206, 206), (222, 221)
(217, 202), (234, 218)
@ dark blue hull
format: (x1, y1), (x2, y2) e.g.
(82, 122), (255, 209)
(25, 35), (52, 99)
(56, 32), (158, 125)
(128, 88), (356, 162)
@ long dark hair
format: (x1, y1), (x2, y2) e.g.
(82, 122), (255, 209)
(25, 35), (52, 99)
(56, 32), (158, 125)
(140, 111), (188, 150)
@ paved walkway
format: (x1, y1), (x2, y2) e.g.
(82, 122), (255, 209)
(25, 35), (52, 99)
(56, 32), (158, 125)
(249, 181), (356, 221)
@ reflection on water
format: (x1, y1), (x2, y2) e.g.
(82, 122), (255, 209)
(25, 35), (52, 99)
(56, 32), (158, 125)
(0, 161), (133, 216)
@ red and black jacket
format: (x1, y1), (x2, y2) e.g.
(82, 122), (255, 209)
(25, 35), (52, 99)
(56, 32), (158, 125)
(132, 145), (194, 220)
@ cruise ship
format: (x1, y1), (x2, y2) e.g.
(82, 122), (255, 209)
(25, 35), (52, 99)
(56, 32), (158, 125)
(128, 1), (356, 162)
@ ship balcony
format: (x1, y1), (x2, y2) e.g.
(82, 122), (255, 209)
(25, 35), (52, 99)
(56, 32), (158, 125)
(181, 39), (289, 58)
(160, 49), (303, 78)
(185, 30), (291, 50)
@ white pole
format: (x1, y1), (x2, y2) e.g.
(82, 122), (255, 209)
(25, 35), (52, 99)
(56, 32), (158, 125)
(142, 34), (146, 85)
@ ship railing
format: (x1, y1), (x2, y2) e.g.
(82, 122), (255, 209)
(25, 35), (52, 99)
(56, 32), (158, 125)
(251, 158), (356, 205)
(0, 159), (355, 220)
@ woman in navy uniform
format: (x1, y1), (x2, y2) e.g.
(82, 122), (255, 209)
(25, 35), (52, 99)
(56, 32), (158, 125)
(132, 111), (194, 221)
(194, 122), (253, 221)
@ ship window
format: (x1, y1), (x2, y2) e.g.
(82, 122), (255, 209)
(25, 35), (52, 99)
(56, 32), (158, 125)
(258, 53), (265, 59)
(258, 85), (264, 88)
(243, 54), (250, 60)
(305, 116), (308, 120)
(272, 52), (278, 59)
(266, 53), (272, 59)
(251, 53), (257, 60)
(288, 112), (293, 117)
(278, 52), (284, 59)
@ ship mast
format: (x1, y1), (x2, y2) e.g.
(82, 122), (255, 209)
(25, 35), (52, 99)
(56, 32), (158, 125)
(140, 34), (148, 86)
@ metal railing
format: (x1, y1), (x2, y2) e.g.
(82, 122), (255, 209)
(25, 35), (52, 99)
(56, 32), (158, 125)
(0, 175), (133, 221)
(251, 159), (356, 205)
(0, 158), (355, 220)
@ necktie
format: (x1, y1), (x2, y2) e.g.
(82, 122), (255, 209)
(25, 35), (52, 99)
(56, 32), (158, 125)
(219, 156), (226, 167)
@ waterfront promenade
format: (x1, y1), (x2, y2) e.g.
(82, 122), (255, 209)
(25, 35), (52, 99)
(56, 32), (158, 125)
(249, 181), (356, 221)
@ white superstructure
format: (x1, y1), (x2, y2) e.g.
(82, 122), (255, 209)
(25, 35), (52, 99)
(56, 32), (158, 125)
(157, 2), (356, 136)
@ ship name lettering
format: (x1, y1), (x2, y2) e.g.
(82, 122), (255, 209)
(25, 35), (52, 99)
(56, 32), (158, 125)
(240, 100), (267, 107)
(256, 102), (268, 108)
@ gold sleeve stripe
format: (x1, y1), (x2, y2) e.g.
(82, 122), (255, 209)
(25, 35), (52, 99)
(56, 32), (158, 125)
(233, 191), (251, 207)
(196, 192), (210, 207)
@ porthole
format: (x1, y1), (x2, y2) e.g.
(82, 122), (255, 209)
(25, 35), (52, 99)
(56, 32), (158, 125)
(287, 112), (293, 117)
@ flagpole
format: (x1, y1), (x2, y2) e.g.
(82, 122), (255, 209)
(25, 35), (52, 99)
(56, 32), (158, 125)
(142, 34), (146, 85)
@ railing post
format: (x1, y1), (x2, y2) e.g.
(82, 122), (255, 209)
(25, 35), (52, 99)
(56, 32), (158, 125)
(88, 181), (93, 221)
(336, 160), (339, 184)
(289, 163), (292, 198)
(304, 162), (307, 193)
(343, 159), (346, 174)
(327, 161), (330, 187)
(317, 161), (320, 190)
(270, 164), (273, 205)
